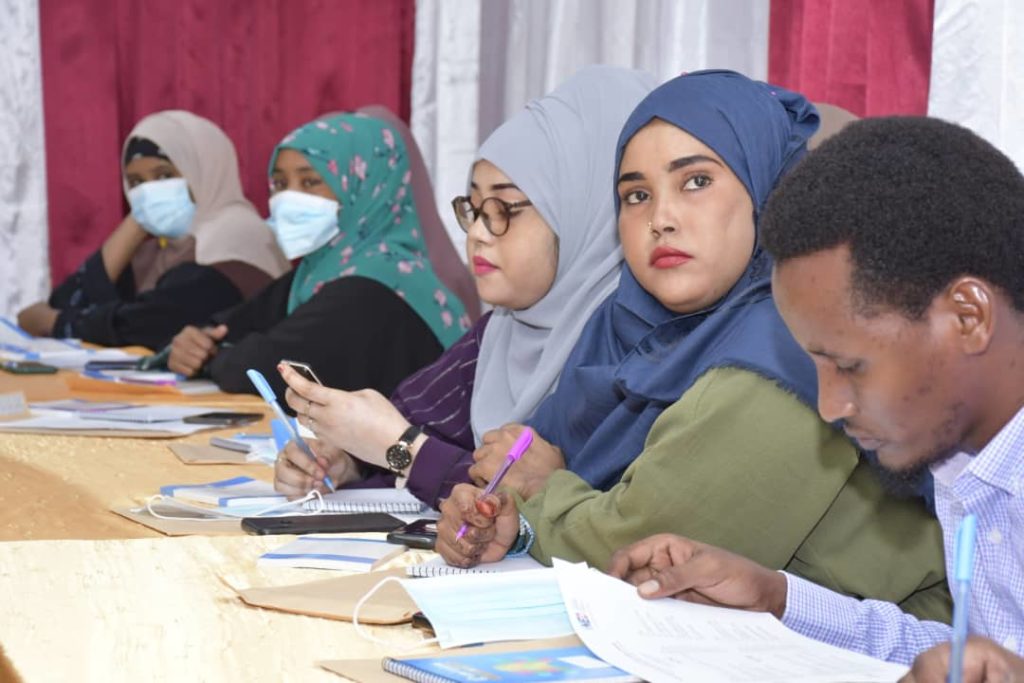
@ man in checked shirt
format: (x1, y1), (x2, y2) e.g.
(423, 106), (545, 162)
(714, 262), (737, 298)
(608, 116), (1024, 682)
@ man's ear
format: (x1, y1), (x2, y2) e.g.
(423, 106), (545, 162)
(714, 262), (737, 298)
(945, 277), (995, 356)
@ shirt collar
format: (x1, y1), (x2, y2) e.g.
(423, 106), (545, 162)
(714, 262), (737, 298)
(934, 403), (1024, 496)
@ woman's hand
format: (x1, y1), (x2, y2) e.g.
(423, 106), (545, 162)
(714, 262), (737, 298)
(469, 424), (565, 499)
(435, 483), (520, 568)
(167, 324), (227, 376)
(16, 302), (59, 337)
(273, 438), (361, 499)
(278, 363), (415, 468)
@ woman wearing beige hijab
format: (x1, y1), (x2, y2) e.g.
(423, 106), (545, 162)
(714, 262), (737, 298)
(17, 110), (290, 350)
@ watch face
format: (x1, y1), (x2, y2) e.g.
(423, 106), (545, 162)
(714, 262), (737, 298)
(386, 443), (413, 472)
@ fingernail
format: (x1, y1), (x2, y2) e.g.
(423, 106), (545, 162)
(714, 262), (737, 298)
(638, 580), (659, 596)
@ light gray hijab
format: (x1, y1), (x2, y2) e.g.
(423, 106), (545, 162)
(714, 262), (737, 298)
(470, 65), (658, 441)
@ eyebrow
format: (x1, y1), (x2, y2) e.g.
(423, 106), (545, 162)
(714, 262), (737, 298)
(469, 181), (520, 192)
(271, 165), (317, 175)
(618, 154), (724, 185)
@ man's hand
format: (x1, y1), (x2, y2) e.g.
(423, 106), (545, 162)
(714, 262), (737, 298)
(901, 637), (1024, 683)
(608, 533), (788, 618)
(167, 324), (228, 377)
(469, 424), (565, 499)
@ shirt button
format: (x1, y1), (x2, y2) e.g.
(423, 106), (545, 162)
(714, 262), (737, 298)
(987, 528), (1003, 544)
(1003, 636), (1018, 652)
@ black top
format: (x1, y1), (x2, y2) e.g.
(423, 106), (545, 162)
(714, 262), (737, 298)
(50, 250), (248, 351)
(207, 273), (444, 399)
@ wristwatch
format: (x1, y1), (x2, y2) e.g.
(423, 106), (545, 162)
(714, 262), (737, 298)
(385, 425), (422, 475)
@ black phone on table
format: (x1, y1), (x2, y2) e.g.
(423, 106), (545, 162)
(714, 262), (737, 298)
(182, 411), (263, 426)
(280, 359), (323, 385)
(0, 360), (58, 375)
(241, 513), (405, 535)
(385, 518), (438, 550)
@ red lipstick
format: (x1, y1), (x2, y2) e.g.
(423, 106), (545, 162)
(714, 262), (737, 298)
(472, 255), (498, 275)
(649, 245), (692, 269)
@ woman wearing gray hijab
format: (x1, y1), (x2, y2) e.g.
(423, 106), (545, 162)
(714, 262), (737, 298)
(274, 65), (658, 507)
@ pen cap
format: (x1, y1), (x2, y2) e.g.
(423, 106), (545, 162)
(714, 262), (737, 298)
(953, 513), (978, 582)
(246, 369), (278, 403)
(507, 428), (534, 462)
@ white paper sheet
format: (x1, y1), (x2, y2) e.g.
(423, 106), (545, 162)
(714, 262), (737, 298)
(552, 559), (909, 683)
(0, 409), (210, 435)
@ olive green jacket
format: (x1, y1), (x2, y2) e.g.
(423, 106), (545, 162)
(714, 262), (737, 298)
(517, 367), (951, 623)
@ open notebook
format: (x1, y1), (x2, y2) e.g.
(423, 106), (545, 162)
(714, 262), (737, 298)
(406, 554), (544, 577)
(160, 476), (427, 514)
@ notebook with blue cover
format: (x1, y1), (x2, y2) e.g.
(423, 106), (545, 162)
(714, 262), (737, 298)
(382, 645), (640, 683)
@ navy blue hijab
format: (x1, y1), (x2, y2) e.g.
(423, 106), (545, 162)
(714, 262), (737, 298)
(527, 70), (821, 491)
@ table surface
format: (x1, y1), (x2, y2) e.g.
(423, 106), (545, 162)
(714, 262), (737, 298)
(0, 368), (429, 681)
(0, 534), (428, 682)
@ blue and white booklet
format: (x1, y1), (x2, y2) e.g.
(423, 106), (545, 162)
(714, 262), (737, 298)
(259, 535), (406, 572)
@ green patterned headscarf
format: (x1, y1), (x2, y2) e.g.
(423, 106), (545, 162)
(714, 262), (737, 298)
(272, 113), (469, 347)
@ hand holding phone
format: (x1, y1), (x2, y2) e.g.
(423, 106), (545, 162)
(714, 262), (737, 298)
(280, 359), (323, 385)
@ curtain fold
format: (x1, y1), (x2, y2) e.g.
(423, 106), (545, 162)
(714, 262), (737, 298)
(0, 0), (50, 319)
(769, 0), (934, 117)
(928, 0), (1024, 172)
(40, 0), (415, 283)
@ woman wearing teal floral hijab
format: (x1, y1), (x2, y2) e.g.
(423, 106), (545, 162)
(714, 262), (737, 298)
(274, 113), (468, 342)
(168, 111), (470, 399)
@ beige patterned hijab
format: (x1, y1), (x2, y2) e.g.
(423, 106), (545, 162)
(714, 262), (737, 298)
(123, 111), (290, 292)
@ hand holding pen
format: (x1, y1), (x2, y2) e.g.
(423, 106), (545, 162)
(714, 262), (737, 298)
(455, 428), (533, 541)
(247, 368), (336, 492)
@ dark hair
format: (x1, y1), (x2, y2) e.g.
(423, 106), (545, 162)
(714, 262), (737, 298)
(761, 116), (1024, 317)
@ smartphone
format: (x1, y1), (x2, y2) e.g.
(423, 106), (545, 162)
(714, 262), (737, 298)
(0, 360), (59, 375)
(241, 513), (405, 535)
(83, 360), (141, 372)
(182, 411), (263, 426)
(385, 518), (438, 550)
(280, 359), (323, 385)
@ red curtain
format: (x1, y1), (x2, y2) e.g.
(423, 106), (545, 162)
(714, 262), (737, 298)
(769, 0), (934, 118)
(40, 0), (415, 283)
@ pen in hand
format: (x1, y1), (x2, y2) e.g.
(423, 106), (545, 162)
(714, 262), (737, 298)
(948, 513), (977, 683)
(246, 368), (336, 492)
(455, 427), (533, 541)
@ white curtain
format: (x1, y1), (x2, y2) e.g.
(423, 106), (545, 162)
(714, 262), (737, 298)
(0, 0), (49, 320)
(412, 0), (770, 257)
(928, 0), (1024, 172)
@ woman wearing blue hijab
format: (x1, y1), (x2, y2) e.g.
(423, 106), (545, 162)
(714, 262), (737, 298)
(437, 70), (950, 623)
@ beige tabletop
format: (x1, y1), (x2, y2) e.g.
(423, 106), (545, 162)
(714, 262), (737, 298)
(0, 534), (426, 682)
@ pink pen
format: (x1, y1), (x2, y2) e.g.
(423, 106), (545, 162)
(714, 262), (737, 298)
(455, 427), (534, 541)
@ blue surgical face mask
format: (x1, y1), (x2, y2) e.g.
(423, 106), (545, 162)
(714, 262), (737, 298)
(127, 177), (196, 239)
(267, 190), (341, 259)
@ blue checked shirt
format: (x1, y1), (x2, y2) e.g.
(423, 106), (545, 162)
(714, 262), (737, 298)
(781, 405), (1024, 665)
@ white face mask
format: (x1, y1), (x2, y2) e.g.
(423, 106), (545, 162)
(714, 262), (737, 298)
(127, 177), (196, 238)
(267, 190), (341, 259)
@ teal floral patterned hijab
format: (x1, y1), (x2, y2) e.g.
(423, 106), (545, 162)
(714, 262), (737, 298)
(272, 113), (469, 347)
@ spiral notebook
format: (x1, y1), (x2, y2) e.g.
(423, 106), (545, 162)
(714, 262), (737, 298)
(310, 488), (426, 514)
(383, 645), (639, 683)
(405, 554), (544, 577)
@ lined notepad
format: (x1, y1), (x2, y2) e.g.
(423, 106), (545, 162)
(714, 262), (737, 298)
(406, 554), (544, 577)
(160, 477), (428, 513)
(310, 488), (426, 514)
(258, 535), (406, 571)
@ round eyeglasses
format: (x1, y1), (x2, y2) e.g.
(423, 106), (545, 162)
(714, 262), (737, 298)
(451, 195), (533, 237)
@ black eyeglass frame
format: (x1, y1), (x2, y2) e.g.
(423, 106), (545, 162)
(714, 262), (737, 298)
(451, 195), (533, 237)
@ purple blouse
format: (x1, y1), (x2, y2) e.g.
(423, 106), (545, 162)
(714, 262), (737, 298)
(359, 312), (491, 508)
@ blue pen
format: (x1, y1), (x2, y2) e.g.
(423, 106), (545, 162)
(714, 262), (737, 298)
(948, 513), (977, 683)
(246, 368), (336, 492)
